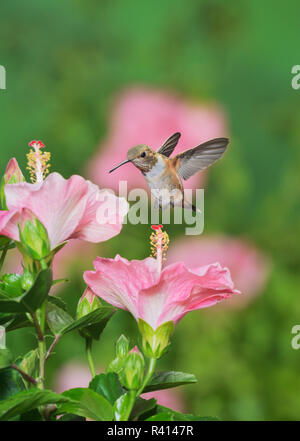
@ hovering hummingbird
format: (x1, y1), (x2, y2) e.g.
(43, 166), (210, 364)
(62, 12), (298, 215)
(109, 132), (229, 211)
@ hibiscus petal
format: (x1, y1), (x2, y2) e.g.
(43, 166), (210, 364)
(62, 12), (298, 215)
(139, 262), (239, 329)
(84, 255), (160, 321)
(0, 209), (20, 241)
(71, 182), (129, 242)
(5, 173), (89, 249)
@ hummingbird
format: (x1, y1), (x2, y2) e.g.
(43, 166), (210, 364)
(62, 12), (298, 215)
(109, 132), (229, 211)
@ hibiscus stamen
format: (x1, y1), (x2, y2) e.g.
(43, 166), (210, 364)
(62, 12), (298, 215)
(150, 225), (169, 272)
(26, 140), (51, 183)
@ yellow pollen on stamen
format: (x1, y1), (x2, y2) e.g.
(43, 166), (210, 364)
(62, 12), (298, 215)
(26, 142), (51, 183)
(150, 225), (169, 263)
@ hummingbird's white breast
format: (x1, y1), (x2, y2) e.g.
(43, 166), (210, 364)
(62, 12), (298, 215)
(144, 155), (182, 208)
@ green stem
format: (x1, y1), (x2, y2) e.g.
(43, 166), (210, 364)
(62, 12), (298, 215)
(40, 259), (48, 270)
(0, 242), (10, 273)
(32, 301), (47, 390)
(45, 334), (61, 361)
(137, 358), (156, 396)
(121, 390), (136, 422)
(124, 358), (157, 421)
(11, 364), (38, 386)
(86, 338), (96, 378)
(37, 339), (46, 390)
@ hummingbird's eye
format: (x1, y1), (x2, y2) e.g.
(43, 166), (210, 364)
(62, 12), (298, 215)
(141, 151), (146, 158)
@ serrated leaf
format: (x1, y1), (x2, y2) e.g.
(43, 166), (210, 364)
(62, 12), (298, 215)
(0, 389), (71, 420)
(89, 373), (123, 405)
(58, 388), (113, 421)
(131, 397), (157, 421)
(61, 306), (115, 340)
(143, 371), (197, 393)
(46, 302), (74, 335)
(0, 269), (52, 313)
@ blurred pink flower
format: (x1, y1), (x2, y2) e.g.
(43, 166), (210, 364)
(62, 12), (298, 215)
(54, 362), (93, 393)
(87, 87), (228, 192)
(1, 247), (22, 275)
(167, 235), (270, 308)
(0, 171), (129, 250)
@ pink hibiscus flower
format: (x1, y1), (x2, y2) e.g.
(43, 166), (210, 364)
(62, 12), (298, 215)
(84, 226), (239, 357)
(87, 86), (228, 193)
(0, 142), (129, 252)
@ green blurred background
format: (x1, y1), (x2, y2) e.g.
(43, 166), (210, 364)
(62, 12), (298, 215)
(1, 0), (300, 420)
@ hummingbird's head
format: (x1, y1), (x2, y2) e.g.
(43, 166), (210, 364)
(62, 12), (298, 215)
(109, 144), (157, 174)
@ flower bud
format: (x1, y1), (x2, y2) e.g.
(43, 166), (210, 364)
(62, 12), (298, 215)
(76, 288), (102, 319)
(116, 334), (129, 359)
(3, 158), (25, 184)
(120, 350), (145, 390)
(0, 273), (23, 296)
(129, 345), (142, 355)
(21, 269), (35, 291)
(107, 357), (124, 375)
(18, 208), (50, 261)
(138, 319), (174, 359)
(0, 158), (25, 210)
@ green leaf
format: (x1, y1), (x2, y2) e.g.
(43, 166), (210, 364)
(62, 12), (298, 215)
(0, 269), (52, 313)
(89, 373), (123, 405)
(20, 269), (52, 312)
(0, 237), (13, 250)
(0, 367), (25, 400)
(155, 405), (219, 421)
(143, 371), (197, 393)
(47, 295), (67, 311)
(0, 312), (17, 327)
(46, 302), (74, 335)
(131, 397), (157, 421)
(19, 349), (38, 381)
(0, 389), (71, 420)
(0, 349), (13, 370)
(4, 314), (33, 332)
(0, 274), (23, 296)
(19, 409), (43, 421)
(0, 312), (33, 332)
(52, 278), (69, 287)
(61, 306), (115, 340)
(57, 388), (113, 421)
(146, 412), (174, 421)
(113, 391), (136, 421)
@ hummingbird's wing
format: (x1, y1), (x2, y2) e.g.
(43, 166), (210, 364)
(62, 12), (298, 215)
(174, 137), (229, 180)
(157, 132), (181, 157)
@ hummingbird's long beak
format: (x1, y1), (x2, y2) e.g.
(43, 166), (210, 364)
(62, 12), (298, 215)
(109, 159), (131, 173)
